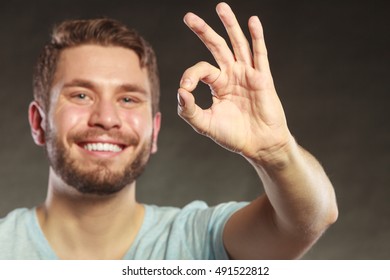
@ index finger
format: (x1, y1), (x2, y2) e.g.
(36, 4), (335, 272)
(184, 12), (235, 68)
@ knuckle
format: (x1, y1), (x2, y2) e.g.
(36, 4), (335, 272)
(196, 61), (210, 68)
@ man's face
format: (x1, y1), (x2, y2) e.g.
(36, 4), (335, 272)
(43, 45), (160, 195)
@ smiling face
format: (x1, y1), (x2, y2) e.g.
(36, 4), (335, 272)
(35, 44), (161, 195)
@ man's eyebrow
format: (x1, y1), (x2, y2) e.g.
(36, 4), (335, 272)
(119, 83), (148, 94)
(63, 79), (96, 90)
(62, 79), (148, 94)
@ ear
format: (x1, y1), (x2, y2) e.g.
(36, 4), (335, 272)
(28, 101), (46, 146)
(151, 112), (161, 154)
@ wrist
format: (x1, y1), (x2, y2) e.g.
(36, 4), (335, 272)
(246, 135), (299, 171)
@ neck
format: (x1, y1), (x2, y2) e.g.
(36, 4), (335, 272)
(36, 169), (144, 259)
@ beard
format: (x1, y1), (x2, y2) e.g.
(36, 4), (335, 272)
(44, 126), (152, 196)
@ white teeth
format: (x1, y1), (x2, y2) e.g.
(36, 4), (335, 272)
(83, 143), (122, 152)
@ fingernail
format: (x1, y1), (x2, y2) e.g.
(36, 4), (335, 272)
(177, 92), (185, 107)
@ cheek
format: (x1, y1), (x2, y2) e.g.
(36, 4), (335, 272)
(51, 106), (89, 140)
(122, 111), (153, 138)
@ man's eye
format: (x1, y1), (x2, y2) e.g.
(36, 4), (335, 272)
(121, 97), (138, 104)
(69, 93), (91, 104)
(71, 93), (87, 99)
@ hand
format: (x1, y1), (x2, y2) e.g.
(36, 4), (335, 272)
(178, 3), (293, 162)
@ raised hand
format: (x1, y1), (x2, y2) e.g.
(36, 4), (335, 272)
(178, 2), (292, 162)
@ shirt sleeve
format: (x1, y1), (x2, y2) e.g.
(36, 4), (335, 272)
(170, 200), (248, 259)
(207, 201), (249, 259)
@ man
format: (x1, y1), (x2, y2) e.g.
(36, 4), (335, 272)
(0, 2), (337, 259)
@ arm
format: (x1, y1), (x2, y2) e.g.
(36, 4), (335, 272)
(177, 2), (338, 259)
(224, 140), (338, 259)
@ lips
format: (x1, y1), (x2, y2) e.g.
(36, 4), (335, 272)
(71, 129), (139, 156)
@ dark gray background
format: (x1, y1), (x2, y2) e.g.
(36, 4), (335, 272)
(0, 0), (388, 259)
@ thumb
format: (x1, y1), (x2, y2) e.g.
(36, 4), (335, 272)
(177, 89), (209, 136)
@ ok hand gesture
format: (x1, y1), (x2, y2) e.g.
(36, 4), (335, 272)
(178, 2), (292, 162)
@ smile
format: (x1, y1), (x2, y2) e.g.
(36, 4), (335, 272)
(83, 143), (123, 153)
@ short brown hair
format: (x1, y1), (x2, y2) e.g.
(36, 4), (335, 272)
(33, 18), (160, 115)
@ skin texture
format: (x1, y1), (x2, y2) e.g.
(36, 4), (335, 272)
(27, 2), (337, 259)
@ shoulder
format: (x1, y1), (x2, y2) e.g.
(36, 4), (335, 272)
(0, 208), (35, 259)
(128, 200), (247, 259)
(0, 208), (31, 231)
(145, 200), (246, 228)
(142, 200), (209, 226)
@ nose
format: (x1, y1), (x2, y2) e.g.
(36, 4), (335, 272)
(88, 99), (122, 130)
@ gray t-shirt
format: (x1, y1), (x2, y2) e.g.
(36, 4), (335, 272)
(0, 200), (247, 259)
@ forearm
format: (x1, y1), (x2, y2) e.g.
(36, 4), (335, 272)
(247, 136), (338, 240)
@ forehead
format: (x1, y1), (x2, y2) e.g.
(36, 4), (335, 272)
(53, 44), (151, 94)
